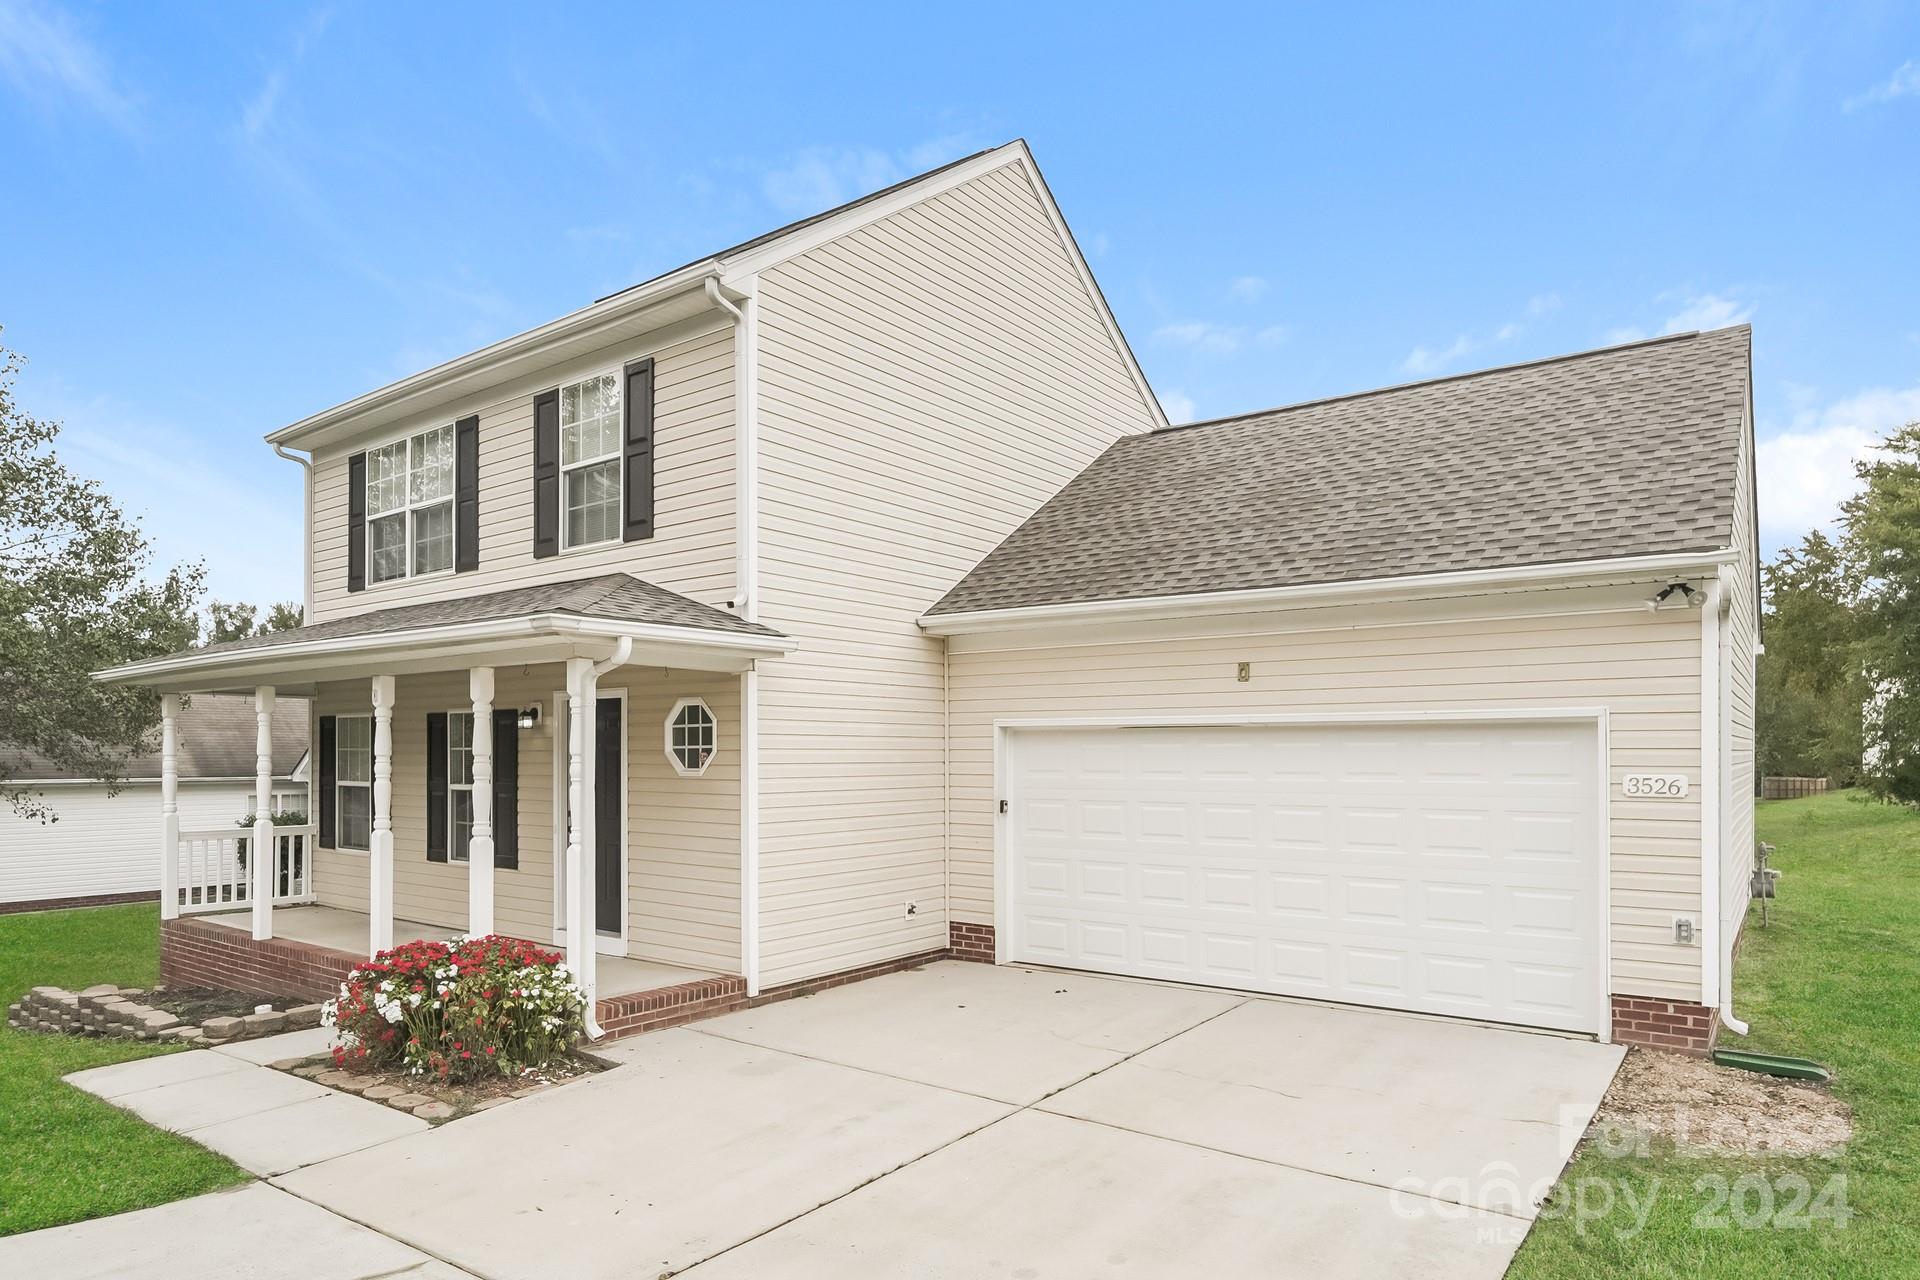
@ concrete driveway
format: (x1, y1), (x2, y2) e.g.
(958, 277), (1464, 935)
(11, 962), (1622, 1278)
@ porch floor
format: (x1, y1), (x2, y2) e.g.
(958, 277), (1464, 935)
(200, 906), (722, 999)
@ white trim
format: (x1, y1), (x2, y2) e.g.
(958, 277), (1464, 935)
(97, 613), (797, 687)
(266, 265), (720, 449)
(990, 707), (1614, 1040)
(921, 550), (1742, 635)
(739, 667), (759, 996)
(664, 697), (718, 777)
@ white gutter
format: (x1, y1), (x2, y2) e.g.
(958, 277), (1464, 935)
(271, 444), (315, 619)
(266, 262), (721, 448)
(704, 276), (764, 997)
(920, 549), (1742, 634)
(96, 614), (796, 685)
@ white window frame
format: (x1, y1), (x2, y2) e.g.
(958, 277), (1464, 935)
(665, 697), (718, 777)
(334, 714), (372, 852)
(446, 709), (475, 863)
(364, 421), (459, 586)
(558, 369), (623, 552)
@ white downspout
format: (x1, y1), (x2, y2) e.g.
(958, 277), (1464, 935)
(708, 275), (763, 997)
(1714, 564), (1750, 1037)
(271, 444), (315, 620)
(1699, 573), (1742, 1039)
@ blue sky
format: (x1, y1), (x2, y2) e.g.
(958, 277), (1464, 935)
(2, 1), (1917, 606)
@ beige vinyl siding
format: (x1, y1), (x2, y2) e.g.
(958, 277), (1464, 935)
(309, 664), (739, 974)
(946, 603), (1709, 1003)
(752, 159), (1159, 988)
(1723, 407), (1760, 963)
(307, 324), (735, 625)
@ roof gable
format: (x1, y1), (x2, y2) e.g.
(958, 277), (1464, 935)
(927, 326), (1752, 617)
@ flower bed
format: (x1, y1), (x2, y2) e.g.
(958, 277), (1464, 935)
(324, 934), (586, 1083)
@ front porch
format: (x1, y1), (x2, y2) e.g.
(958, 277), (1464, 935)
(166, 905), (748, 1036)
(101, 573), (797, 1041)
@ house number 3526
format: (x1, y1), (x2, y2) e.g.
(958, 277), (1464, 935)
(1622, 774), (1689, 798)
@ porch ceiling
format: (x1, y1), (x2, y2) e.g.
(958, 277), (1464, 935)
(95, 573), (796, 695)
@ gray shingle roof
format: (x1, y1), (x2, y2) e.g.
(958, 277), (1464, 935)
(185, 573), (782, 660)
(927, 327), (1751, 616)
(1, 696), (309, 782)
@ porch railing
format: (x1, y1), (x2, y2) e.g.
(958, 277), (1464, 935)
(174, 825), (317, 915)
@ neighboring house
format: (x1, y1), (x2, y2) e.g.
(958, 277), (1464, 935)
(99, 140), (1758, 1054)
(0, 696), (308, 912)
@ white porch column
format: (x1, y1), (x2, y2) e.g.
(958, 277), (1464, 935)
(251, 687), (275, 940)
(467, 667), (495, 936)
(369, 674), (396, 955)
(159, 694), (180, 921)
(563, 657), (600, 1028)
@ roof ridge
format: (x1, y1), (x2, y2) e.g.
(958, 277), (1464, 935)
(1148, 325), (1749, 437)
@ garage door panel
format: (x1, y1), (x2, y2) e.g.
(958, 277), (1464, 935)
(1007, 722), (1600, 1033)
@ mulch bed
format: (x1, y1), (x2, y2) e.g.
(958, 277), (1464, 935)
(1591, 1046), (1853, 1158)
(143, 987), (285, 1023)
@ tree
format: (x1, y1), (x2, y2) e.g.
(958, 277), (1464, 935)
(1755, 530), (1864, 783)
(204, 599), (302, 645)
(1844, 421), (1920, 803)
(0, 336), (205, 820)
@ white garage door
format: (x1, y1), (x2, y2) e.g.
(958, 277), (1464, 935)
(1005, 720), (1602, 1033)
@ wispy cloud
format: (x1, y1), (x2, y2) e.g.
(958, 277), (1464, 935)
(1160, 389), (1197, 424)
(1228, 275), (1269, 303)
(1604, 290), (1755, 345)
(1758, 384), (1920, 547)
(0, 0), (136, 130)
(1843, 59), (1920, 112)
(759, 133), (982, 215)
(1151, 320), (1288, 356)
(1399, 293), (1563, 377)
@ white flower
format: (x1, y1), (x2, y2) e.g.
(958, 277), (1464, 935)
(319, 1000), (338, 1029)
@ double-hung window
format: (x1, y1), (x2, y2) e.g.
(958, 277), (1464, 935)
(560, 374), (621, 549)
(367, 424), (456, 583)
(447, 711), (475, 862)
(335, 716), (372, 851)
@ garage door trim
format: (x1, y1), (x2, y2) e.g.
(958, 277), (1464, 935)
(991, 708), (1613, 1041)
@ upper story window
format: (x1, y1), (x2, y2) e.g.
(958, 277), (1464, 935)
(367, 424), (456, 583)
(560, 373), (621, 549)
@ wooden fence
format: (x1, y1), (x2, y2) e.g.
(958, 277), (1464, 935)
(1761, 776), (1832, 800)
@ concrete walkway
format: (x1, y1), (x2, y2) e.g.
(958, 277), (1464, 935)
(65, 1027), (426, 1176)
(15, 964), (1623, 1278)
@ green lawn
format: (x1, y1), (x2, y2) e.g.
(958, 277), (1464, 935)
(1511, 791), (1920, 1277)
(0, 903), (247, 1237)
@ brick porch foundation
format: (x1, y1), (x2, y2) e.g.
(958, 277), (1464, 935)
(1611, 994), (1717, 1055)
(160, 916), (1005, 1043)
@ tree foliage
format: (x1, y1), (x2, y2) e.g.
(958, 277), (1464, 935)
(1756, 530), (1863, 783)
(1845, 422), (1920, 803)
(0, 337), (205, 819)
(205, 599), (302, 645)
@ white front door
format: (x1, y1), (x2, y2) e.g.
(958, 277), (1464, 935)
(1004, 720), (1602, 1033)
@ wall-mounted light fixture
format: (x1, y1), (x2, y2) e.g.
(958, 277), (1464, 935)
(517, 705), (542, 730)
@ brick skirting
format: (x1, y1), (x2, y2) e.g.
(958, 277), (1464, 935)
(161, 917), (359, 1002)
(948, 920), (996, 962)
(1611, 994), (1717, 1055)
(0, 890), (160, 917)
(597, 974), (749, 1038)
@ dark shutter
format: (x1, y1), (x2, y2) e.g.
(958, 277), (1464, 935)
(347, 453), (367, 592)
(455, 414), (479, 573)
(425, 712), (448, 862)
(491, 709), (519, 870)
(532, 388), (560, 558)
(621, 357), (655, 542)
(317, 716), (337, 848)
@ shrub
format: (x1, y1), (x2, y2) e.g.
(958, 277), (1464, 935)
(323, 935), (586, 1082)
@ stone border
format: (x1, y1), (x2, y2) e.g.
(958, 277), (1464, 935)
(275, 1053), (590, 1124)
(7, 984), (324, 1045)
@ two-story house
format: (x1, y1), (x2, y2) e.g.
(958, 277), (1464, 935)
(103, 140), (1758, 1054)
